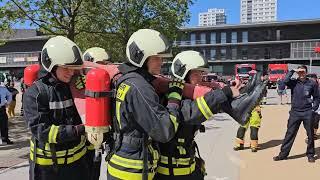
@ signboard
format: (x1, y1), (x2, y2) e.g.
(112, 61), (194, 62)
(13, 57), (25, 62)
(0, 57), (6, 64)
(26, 56), (39, 62)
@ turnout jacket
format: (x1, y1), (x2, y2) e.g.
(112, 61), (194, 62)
(23, 73), (88, 162)
(107, 64), (180, 180)
(157, 86), (232, 176)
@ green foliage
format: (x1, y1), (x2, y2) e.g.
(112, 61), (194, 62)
(1, 0), (193, 61)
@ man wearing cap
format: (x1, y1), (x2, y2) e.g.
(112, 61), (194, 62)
(274, 65), (319, 163)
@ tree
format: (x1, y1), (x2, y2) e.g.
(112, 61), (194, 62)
(1, 0), (193, 61)
(78, 0), (194, 61)
(1, 0), (107, 41)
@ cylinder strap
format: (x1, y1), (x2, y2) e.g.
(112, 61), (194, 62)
(85, 90), (115, 98)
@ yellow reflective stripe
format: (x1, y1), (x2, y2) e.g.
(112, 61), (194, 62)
(110, 156), (144, 169)
(116, 101), (121, 129)
(157, 162), (196, 176)
(178, 138), (185, 143)
(177, 146), (186, 155)
(110, 153), (158, 170)
(160, 155), (192, 166)
(48, 125), (59, 144)
(30, 146), (87, 165)
(148, 145), (159, 165)
(107, 163), (155, 180)
(30, 136), (86, 157)
(87, 144), (95, 150)
(116, 83), (131, 101)
(169, 114), (179, 132)
(196, 96), (214, 120)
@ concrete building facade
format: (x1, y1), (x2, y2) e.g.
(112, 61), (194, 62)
(199, 8), (227, 26)
(0, 29), (49, 78)
(173, 19), (320, 75)
(241, 0), (277, 24)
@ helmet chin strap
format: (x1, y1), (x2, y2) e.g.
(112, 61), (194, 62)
(51, 66), (58, 79)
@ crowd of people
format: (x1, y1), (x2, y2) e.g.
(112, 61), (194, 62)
(19, 29), (266, 180)
(4, 28), (319, 180)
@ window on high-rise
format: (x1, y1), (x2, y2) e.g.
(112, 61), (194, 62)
(232, 47), (237, 60)
(232, 32), (237, 43)
(220, 48), (226, 60)
(221, 32), (226, 43)
(241, 47), (248, 60)
(210, 32), (216, 44)
(242, 31), (248, 43)
(200, 33), (206, 44)
(190, 33), (196, 45)
(210, 49), (216, 60)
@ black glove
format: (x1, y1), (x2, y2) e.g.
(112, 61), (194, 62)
(167, 78), (185, 104)
(74, 124), (85, 136)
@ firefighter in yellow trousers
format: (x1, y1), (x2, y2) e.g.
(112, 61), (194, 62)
(234, 105), (262, 152)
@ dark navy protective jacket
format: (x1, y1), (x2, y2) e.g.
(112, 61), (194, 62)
(284, 70), (319, 112)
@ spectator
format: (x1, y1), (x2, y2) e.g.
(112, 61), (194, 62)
(274, 66), (319, 163)
(0, 74), (13, 144)
(7, 82), (19, 118)
(277, 78), (287, 104)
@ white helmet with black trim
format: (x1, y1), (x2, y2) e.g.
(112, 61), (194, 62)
(83, 47), (110, 63)
(126, 29), (172, 67)
(41, 36), (83, 72)
(171, 50), (209, 79)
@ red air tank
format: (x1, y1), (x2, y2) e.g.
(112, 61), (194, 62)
(85, 68), (111, 149)
(24, 64), (40, 86)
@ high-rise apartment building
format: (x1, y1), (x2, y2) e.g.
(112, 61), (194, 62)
(199, 8), (226, 26)
(241, 0), (277, 24)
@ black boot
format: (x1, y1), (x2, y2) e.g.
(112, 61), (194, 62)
(230, 81), (267, 125)
(233, 144), (244, 151)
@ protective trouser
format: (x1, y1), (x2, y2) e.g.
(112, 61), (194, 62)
(0, 107), (9, 140)
(235, 108), (261, 149)
(154, 162), (204, 180)
(313, 112), (319, 135)
(7, 100), (16, 117)
(29, 137), (93, 180)
(279, 110), (315, 158)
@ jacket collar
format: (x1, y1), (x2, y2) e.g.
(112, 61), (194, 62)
(118, 63), (156, 83)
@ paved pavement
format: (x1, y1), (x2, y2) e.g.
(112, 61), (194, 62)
(1, 88), (320, 180)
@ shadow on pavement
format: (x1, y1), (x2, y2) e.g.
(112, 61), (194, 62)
(0, 140), (29, 151)
(259, 139), (283, 150)
(286, 147), (320, 160)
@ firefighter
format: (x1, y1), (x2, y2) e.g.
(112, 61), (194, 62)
(233, 105), (262, 152)
(154, 50), (264, 180)
(106, 29), (184, 180)
(72, 47), (111, 91)
(83, 47), (111, 64)
(23, 36), (96, 180)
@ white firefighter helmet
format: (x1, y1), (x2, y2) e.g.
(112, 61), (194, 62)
(41, 36), (83, 72)
(83, 47), (110, 63)
(171, 50), (209, 79)
(126, 29), (172, 67)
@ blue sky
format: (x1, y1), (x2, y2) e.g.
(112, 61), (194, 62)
(187, 0), (320, 26)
